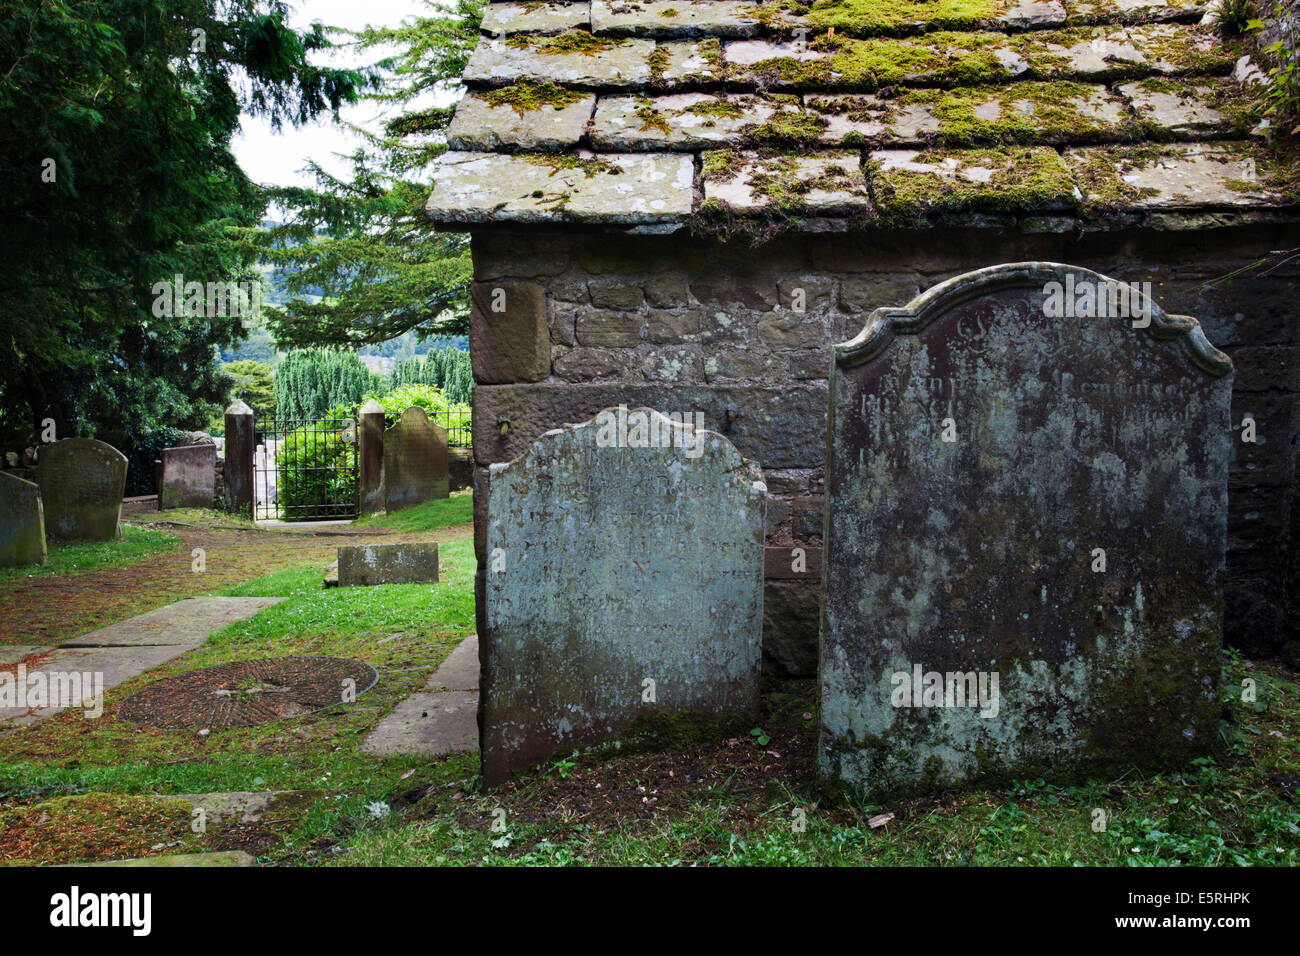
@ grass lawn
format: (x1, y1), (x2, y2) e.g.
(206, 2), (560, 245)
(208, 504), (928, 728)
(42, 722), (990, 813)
(2, 498), (1298, 867)
(354, 492), (473, 534)
(0, 524), (180, 584)
(0, 535), (477, 865)
(327, 650), (1300, 867)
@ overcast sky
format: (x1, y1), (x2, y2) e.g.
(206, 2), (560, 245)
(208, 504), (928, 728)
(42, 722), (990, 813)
(232, 0), (445, 188)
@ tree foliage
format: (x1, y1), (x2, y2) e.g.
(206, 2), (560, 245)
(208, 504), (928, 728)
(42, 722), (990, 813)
(390, 348), (473, 405)
(0, 0), (369, 451)
(222, 359), (276, 418)
(253, 0), (482, 350)
(272, 348), (380, 421)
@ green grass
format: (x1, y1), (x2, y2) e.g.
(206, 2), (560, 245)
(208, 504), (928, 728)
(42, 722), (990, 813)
(4, 509), (1298, 867)
(0, 536), (480, 863)
(217, 564), (326, 599)
(0, 523), (180, 583)
(328, 649), (1300, 868)
(353, 492), (473, 534)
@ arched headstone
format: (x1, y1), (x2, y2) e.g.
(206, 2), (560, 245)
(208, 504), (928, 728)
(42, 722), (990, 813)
(821, 263), (1233, 796)
(383, 406), (449, 511)
(37, 438), (128, 541)
(482, 406), (767, 787)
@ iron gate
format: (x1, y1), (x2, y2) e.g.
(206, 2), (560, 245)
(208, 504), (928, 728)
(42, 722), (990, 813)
(253, 414), (359, 521)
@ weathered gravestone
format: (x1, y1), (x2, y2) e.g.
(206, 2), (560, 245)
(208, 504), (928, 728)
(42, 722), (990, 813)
(821, 263), (1233, 797)
(159, 444), (216, 510)
(37, 438), (128, 541)
(337, 542), (439, 586)
(482, 406), (767, 787)
(383, 407), (449, 511)
(0, 472), (47, 567)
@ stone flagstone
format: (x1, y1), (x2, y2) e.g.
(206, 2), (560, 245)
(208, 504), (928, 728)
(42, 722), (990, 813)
(78, 851), (257, 867)
(60, 597), (285, 647)
(425, 634), (479, 691)
(820, 262), (1232, 796)
(360, 637), (481, 755)
(361, 691), (479, 756)
(0, 644), (200, 727)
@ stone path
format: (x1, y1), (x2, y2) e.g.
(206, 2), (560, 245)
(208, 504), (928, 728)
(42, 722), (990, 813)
(361, 635), (479, 756)
(80, 851), (256, 867)
(0, 597), (283, 727)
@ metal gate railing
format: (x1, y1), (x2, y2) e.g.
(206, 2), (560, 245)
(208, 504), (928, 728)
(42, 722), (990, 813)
(253, 415), (359, 521)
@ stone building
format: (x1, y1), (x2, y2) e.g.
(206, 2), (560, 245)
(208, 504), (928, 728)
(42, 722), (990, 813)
(428, 0), (1300, 675)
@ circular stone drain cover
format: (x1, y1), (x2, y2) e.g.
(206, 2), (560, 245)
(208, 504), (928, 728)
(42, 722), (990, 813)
(119, 657), (379, 729)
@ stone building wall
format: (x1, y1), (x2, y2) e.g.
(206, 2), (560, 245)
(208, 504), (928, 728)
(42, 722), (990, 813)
(468, 223), (1300, 674)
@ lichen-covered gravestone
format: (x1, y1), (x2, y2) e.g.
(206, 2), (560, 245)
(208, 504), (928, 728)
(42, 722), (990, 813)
(0, 472), (47, 567)
(159, 444), (216, 510)
(482, 406), (766, 787)
(383, 406), (449, 511)
(37, 438), (128, 541)
(821, 263), (1232, 797)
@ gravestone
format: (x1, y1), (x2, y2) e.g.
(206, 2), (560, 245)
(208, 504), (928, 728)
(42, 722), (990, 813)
(159, 444), (216, 510)
(482, 406), (766, 787)
(37, 438), (128, 541)
(821, 263), (1233, 797)
(0, 472), (47, 567)
(383, 406), (449, 511)
(337, 542), (439, 586)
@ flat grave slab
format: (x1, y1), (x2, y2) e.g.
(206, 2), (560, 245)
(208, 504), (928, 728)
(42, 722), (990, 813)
(360, 690), (479, 756)
(424, 635), (479, 692)
(61, 597), (285, 647)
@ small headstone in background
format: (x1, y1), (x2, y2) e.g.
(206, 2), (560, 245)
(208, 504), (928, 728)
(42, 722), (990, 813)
(159, 444), (216, 510)
(821, 263), (1233, 796)
(36, 438), (128, 541)
(0, 471), (47, 567)
(383, 406), (449, 511)
(482, 406), (767, 787)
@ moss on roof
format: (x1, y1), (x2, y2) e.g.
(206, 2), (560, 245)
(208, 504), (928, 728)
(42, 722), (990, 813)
(428, 1), (1297, 233)
(870, 146), (1077, 222)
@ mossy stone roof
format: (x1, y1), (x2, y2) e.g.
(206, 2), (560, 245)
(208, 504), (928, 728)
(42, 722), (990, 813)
(428, 0), (1300, 233)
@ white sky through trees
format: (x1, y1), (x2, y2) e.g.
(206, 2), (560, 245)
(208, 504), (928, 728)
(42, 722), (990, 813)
(232, 0), (438, 188)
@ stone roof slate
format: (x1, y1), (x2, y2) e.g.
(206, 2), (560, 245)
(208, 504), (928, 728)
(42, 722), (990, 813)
(428, 0), (1298, 231)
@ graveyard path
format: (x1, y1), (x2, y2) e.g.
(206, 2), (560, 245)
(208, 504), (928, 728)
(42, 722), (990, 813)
(0, 510), (472, 644)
